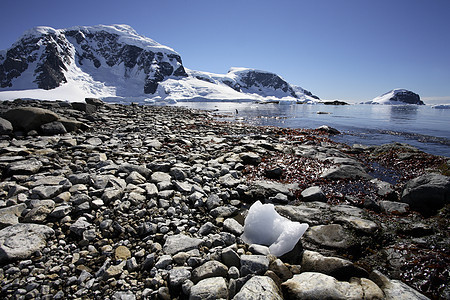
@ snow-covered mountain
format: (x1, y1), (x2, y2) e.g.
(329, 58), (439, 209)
(0, 25), (318, 103)
(365, 89), (424, 105)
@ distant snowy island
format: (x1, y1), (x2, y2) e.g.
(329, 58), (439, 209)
(0, 24), (427, 106)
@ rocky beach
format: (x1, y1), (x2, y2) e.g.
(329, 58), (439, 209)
(0, 98), (448, 300)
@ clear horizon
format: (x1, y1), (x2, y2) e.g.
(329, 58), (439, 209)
(1, 0), (449, 103)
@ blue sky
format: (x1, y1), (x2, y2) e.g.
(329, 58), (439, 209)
(1, 0), (449, 103)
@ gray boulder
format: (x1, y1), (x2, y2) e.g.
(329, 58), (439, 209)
(2, 107), (59, 132)
(191, 260), (228, 283)
(401, 173), (450, 216)
(282, 272), (364, 300)
(240, 255), (269, 276)
(0, 117), (13, 134)
(301, 186), (327, 202)
(189, 277), (228, 300)
(163, 234), (203, 255)
(233, 276), (282, 300)
(0, 223), (54, 262)
(40, 121), (67, 135)
(370, 270), (429, 300)
(301, 250), (368, 280)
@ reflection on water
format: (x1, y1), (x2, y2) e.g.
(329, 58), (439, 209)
(389, 105), (418, 122)
(175, 102), (450, 157)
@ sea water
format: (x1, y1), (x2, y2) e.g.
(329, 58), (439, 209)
(174, 102), (450, 157)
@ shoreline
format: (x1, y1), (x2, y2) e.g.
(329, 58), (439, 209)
(0, 98), (448, 299)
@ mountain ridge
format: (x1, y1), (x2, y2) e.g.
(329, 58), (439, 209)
(0, 24), (318, 103)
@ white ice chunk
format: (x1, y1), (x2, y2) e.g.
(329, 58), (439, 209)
(241, 201), (309, 257)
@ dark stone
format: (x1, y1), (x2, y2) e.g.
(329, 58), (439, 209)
(71, 102), (97, 114)
(40, 121), (67, 135)
(2, 107), (59, 132)
(85, 98), (104, 106)
(322, 100), (349, 105)
(401, 173), (450, 216)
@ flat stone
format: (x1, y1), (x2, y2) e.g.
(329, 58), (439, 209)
(379, 201), (409, 215)
(301, 250), (367, 280)
(305, 224), (355, 249)
(0, 204), (26, 229)
(0, 223), (55, 262)
(334, 216), (378, 234)
(163, 234), (203, 255)
(6, 158), (43, 175)
(282, 272), (363, 300)
(321, 165), (372, 180)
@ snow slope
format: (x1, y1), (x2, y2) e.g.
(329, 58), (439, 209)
(365, 89), (424, 105)
(0, 25), (318, 104)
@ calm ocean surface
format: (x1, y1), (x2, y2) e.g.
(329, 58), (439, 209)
(174, 102), (450, 157)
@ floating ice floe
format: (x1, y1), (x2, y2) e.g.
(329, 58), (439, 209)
(241, 201), (309, 256)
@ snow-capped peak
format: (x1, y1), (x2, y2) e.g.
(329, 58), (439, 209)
(368, 89), (424, 105)
(0, 24), (318, 104)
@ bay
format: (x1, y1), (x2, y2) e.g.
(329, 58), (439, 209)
(174, 102), (450, 157)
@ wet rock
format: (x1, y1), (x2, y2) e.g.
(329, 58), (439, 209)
(379, 201), (409, 215)
(233, 275), (282, 300)
(0, 223), (54, 262)
(189, 277), (228, 300)
(371, 178), (397, 201)
(316, 125), (340, 134)
(370, 270), (429, 300)
(401, 173), (450, 216)
(240, 152), (261, 165)
(305, 224), (356, 250)
(321, 165), (372, 180)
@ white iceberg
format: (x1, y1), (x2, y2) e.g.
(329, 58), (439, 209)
(241, 201), (309, 257)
